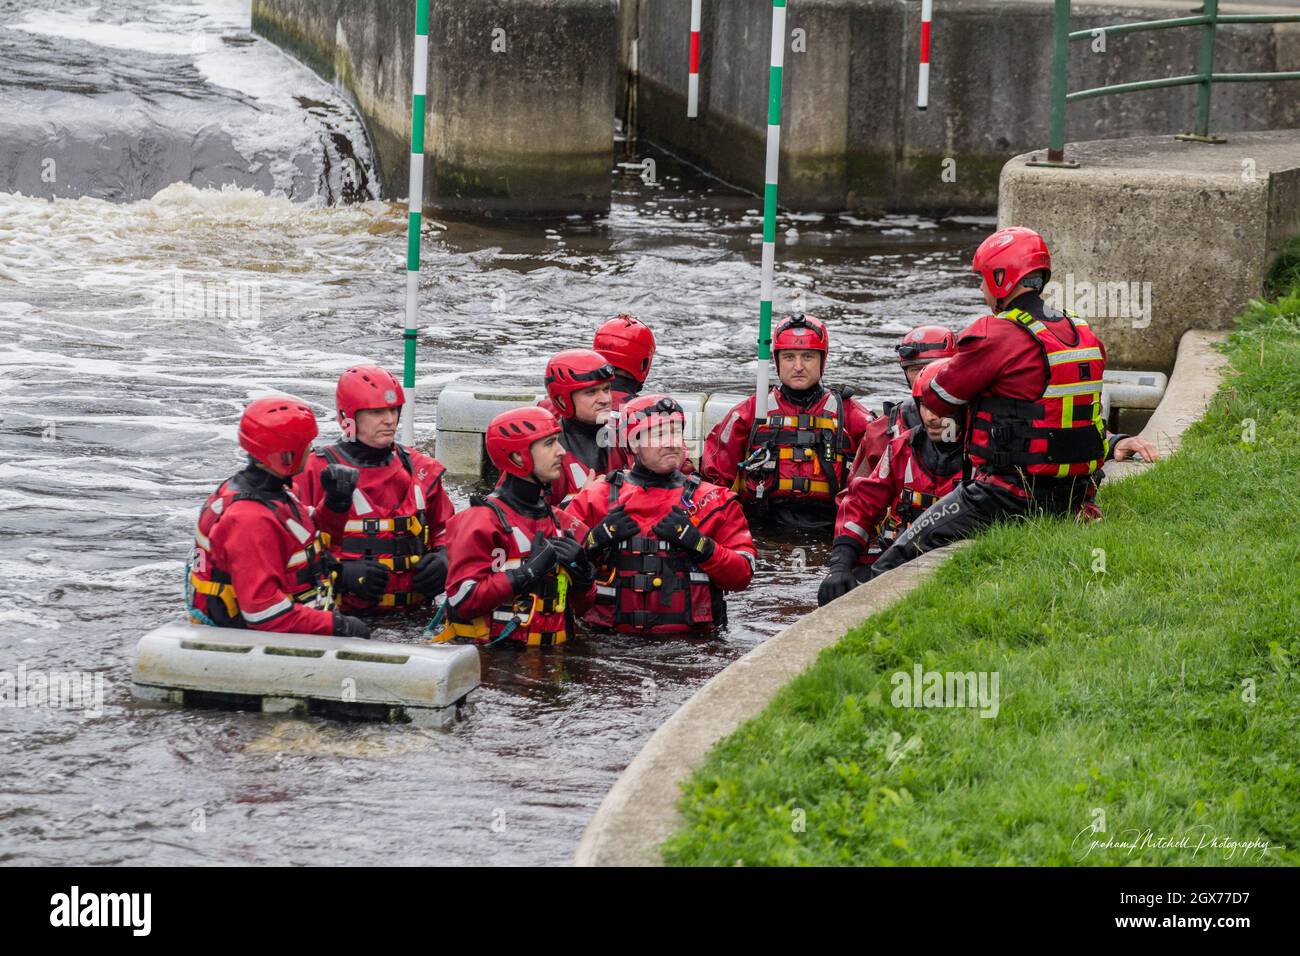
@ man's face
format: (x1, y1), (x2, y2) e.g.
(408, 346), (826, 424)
(776, 349), (822, 390)
(572, 381), (613, 425)
(631, 419), (684, 474)
(524, 433), (565, 483)
(355, 407), (399, 448)
(904, 365), (923, 387)
(919, 403), (959, 444)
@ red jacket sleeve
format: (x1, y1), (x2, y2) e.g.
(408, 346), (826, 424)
(443, 509), (516, 622)
(291, 455), (348, 543)
(834, 435), (907, 548)
(922, 315), (1009, 416)
(555, 510), (597, 614)
(845, 413), (892, 493)
(693, 491), (755, 592)
(216, 503), (335, 635)
(838, 395), (876, 472)
(417, 460), (456, 549)
(561, 478), (610, 528)
(702, 395), (756, 490)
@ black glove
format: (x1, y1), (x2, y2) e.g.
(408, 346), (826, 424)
(653, 507), (715, 562)
(583, 504), (639, 554)
(320, 463), (360, 513)
(505, 532), (559, 595)
(817, 540), (862, 607)
(550, 530), (596, 590)
(337, 557), (390, 601)
(332, 611), (371, 639)
(411, 547), (448, 596)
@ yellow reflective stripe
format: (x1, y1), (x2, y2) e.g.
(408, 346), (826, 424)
(1047, 347), (1103, 365)
(1042, 381), (1102, 398)
(1057, 395), (1073, 478)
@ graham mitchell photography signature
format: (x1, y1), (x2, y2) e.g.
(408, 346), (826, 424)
(1071, 825), (1285, 862)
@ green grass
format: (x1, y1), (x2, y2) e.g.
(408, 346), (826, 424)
(663, 284), (1300, 867)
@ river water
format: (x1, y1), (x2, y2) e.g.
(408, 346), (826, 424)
(0, 0), (989, 865)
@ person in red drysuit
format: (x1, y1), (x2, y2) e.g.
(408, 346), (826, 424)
(564, 394), (756, 636)
(294, 364), (456, 615)
(847, 324), (958, 486)
(188, 395), (369, 638)
(819, 361), (964, 605)
(864, 226), (1159, 579)
(702, 313), (876, 532)
(433, 406), (596, 647)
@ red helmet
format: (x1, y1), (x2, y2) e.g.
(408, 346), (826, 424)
(544, 348), (615, 419)
(972, 226), (1051, 302)
(337, 365), (405, 440)
(772, 313), (829, 366)
(239, 395), (318, 478)
(620, 393), (685, 450)
(912, 358), (951, 402)
(486, 406), (562, 479)
(896, 325), (958, 369)
(594, 314), (656, 384)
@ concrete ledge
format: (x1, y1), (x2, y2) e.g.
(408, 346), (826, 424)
(574, 327), (1231, 867)
(1102, 329), (1229, 481)
(1000, 129), (1300, 368)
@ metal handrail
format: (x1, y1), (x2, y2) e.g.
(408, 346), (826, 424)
(1037, 0), (1300, 166)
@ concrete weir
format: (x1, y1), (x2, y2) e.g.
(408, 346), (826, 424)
(252, 0), (617, 216)
(631, 0), (1300, 213)
(1000, 129), (1300, 370)
(574, 328), (1229, 867)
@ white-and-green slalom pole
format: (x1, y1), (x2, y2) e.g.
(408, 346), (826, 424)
(401, 0), (430, 446)
(752, 0), (786, 498)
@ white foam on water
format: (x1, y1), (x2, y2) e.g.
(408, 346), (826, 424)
(11, 2), (375, 201)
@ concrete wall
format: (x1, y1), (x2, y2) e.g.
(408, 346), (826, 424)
(1000, 128), (1300, 369)
(631, 0), (1300, 213)
(253, 0), (618, 216)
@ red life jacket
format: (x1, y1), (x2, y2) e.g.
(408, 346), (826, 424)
(873, 430), (963, 554)
(967, 308), (1107, 479)
(743, 387), (853, 503)
(317, 443), (431, 608)
(435, 494), (577, 646)
(588, 472), (723, 635)
(187, 474), (332, 628)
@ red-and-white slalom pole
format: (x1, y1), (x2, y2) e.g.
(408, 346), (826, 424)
(917, 0), (932, 110)
(687, 0), (702, 118)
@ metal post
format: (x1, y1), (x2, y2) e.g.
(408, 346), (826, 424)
(1176, 0), (1227, 142)
(1027, 0), (1078, 167)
